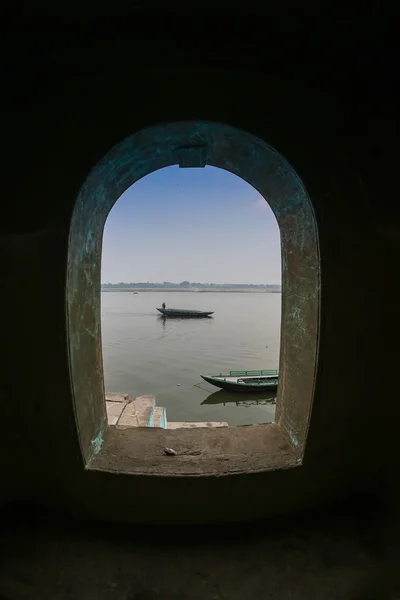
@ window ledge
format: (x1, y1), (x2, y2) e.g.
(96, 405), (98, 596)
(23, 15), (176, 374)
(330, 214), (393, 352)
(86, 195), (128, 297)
(88, 423), (300, 477)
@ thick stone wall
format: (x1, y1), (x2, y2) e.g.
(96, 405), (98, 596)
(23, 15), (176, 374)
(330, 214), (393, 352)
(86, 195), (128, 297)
(1, 12), (399, 525)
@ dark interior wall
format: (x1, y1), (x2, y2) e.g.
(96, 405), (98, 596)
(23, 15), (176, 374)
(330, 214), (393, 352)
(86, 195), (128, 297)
(1, 13), (399, 521)
(1, 501), (399, 600)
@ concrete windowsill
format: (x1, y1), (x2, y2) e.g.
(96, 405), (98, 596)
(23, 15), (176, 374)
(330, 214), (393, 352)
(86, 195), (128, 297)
(88, 422), (300, 477)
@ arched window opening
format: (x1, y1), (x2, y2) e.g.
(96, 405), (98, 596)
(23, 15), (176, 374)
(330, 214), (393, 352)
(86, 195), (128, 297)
(101, 166), (281, 430)
(66, 121), (320, 475)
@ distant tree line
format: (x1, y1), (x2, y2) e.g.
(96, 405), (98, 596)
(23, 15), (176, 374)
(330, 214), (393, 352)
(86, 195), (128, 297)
(101, 281), (281, 289)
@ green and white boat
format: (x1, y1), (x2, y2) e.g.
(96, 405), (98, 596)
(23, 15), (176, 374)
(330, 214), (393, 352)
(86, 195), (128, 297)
(201, 369), (278, 392)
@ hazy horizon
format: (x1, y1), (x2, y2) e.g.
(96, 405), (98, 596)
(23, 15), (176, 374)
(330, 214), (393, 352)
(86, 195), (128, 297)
(102, 165), (281, 285)
(101, 281), (281, 286)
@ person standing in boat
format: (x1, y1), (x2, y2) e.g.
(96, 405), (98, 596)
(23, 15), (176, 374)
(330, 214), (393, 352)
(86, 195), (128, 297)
(162, 302), (166, 309)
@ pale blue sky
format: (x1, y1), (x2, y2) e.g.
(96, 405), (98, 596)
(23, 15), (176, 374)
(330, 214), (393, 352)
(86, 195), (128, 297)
(101, 166), (281, 284)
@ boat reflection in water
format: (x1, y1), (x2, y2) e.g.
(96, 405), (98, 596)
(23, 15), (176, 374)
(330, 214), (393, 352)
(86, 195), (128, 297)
(201, 388), (277, 408)
(157, 315), (214, 327)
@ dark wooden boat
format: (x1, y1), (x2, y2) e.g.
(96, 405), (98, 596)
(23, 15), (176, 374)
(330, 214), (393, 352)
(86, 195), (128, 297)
(201, 369), (278, 392)
(157, 308), (214, 318)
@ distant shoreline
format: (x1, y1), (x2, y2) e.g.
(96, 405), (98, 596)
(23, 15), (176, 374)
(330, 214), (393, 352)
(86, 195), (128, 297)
(101, 287), (281, 293)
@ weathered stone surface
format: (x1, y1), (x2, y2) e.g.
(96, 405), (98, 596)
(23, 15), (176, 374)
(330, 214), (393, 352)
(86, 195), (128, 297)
(68, 119), (319, 464)
(134, 396), (156, 427)
(116, 396), (156, 429)
(116, 403), (139, 429)
(105, 401), (126, 426)
(91, 423), (297, 476)
(152, 406), (165, 428)
(105, 393), (130, 403)
(168, 421), (228, 429)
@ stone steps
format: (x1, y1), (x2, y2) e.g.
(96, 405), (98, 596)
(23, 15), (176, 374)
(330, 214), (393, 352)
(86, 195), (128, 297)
(135, 396), (157, 427)
(117, 395), (155, 429)
(106, 401), (127, 425)
(168, 421), (228, 429)
(105, 393), (130, 403)
(106, 393), (227, 430)
(116, 402), (139, 429)
(152, 406), (165, 428)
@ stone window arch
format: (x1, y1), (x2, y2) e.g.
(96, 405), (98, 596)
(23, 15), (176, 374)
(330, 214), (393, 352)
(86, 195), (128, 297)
(67, 121), (320, 472)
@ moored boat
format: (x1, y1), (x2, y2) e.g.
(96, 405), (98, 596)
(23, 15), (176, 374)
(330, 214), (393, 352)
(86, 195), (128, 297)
(201, 369), (278, 392)
(157, 308), (214, 318)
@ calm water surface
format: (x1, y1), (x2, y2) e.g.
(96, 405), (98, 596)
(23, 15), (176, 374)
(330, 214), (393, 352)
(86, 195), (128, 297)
(101, 291), (281, 425)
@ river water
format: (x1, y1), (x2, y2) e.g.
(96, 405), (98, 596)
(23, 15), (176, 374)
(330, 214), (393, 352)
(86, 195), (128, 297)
(101, 291), (281, 425)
